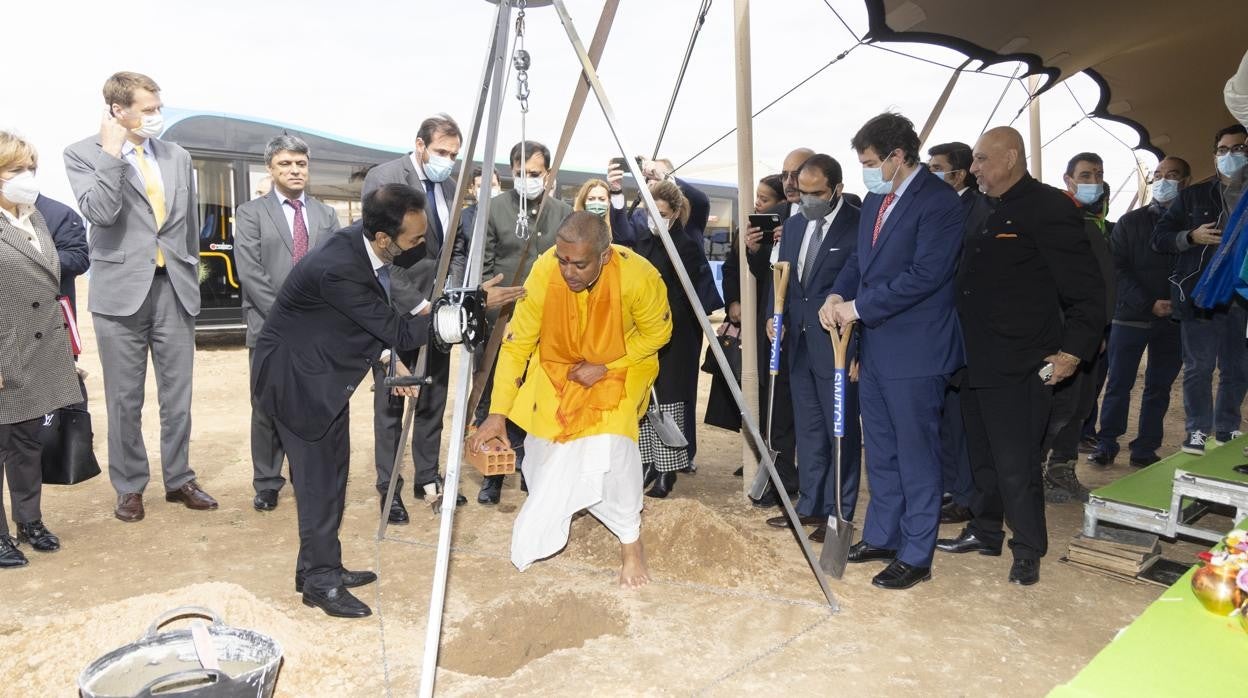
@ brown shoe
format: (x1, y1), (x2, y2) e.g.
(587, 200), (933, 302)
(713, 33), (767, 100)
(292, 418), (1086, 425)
(165, 480), (219, 510)
(115, 493), (145, 522)
(809, 524), (827, 543)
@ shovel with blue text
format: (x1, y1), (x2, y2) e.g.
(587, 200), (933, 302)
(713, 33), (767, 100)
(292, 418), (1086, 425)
(749, 261), (790, 500)
(819, 320), (855, 578)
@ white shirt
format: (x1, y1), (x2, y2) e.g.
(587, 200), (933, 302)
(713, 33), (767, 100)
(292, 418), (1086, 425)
(409, 153), (450, 234)
(796, 197), (845, 282)
(769, 201), (802, 265)
(275, 189), (308, 238)
(122, 138), (164, 199)
(1, 204), (40, 252)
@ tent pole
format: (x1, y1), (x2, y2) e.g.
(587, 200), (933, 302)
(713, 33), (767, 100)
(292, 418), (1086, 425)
(918, 58), (970, 149)
(733, 0), (761, 494)
(1028, 74), (1043, 181)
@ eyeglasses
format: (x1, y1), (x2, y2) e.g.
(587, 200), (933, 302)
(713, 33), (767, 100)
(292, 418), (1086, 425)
(781, 170), (800, 181)
(1215, 144), (1248, 156)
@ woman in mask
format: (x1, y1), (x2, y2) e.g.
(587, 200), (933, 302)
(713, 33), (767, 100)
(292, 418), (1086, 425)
(574, 178), (611, 220)
(605, 168), (705, 497)
(0, 132), (84, 568)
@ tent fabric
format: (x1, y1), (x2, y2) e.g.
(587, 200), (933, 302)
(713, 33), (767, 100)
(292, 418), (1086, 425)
(864, 0), (1244, 180)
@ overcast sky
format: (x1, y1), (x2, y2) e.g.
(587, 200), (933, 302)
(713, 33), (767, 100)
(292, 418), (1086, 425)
(7, 0), (1157, 219)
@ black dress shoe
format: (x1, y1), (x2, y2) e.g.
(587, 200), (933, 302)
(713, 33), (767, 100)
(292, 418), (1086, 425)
(0, 535), (28, 568)
(766, 514), (823, 528)
(847, 540), (897, 563)
(872, 560), (931, 589)
(253, 489), (279, 512)
(809, 524), (827, 543)
(16, 521), (60, 552)
(642, 463), (658, 487)
(296, 569), (378, 593)
(935, 529), (1002, 556)
(415, 476), (467, 505)
(645, 471), (676, 498)
(302, 585), (371, 618)
(1009, 558), (1040, 586)
(939, 501), (972, 524)
(478, 475), (504, 505)
(387, 493), (409, 525)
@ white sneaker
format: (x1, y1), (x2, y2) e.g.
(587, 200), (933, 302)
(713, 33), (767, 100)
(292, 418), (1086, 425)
(1213, 430), (1244, 447)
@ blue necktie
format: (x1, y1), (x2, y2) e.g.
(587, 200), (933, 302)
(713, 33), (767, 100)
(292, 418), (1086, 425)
(425, 179), (443, 244)
(377, 266), (392, 303)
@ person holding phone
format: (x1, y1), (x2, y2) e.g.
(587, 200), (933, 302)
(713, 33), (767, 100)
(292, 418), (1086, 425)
(1152, 123), (1248, 455)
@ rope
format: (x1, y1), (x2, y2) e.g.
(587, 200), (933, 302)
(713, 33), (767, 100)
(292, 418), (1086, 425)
(978, 64), (1022, 135)
(818, 0), (861, 42)
(672, 42), (863, 175)
(433, 302), (467, 345)
(694, 613), (835, 696)
(652, 0), (713, 159)
(513, 0), (531, 241)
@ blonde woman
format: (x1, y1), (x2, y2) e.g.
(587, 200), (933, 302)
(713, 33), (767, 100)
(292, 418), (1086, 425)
(574, 178), (610, 219)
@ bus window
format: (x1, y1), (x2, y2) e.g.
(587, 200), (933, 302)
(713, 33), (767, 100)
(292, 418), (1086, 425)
(194, 159), (241, 312)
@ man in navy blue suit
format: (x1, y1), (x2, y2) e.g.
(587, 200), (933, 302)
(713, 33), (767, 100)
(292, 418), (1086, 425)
(820, 113), (966, 590)
(766, 154), (862, 543)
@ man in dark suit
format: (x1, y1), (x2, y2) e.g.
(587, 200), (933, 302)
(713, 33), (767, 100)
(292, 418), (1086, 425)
(362, 114), (472, 521)
(926, 142), (979, 524)
(235, 135), (339, 512)
(33, 195), (88, 313)
(821, 113), (965, 590)
(766, 154), (861, 542)
(251, 184), (432, 618)
(937, 127), (1104, 586)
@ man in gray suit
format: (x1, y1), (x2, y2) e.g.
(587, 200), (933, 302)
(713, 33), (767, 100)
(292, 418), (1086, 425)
(63, 71), (218, 522)
(234, 135), (339, 512)
(361, 114), (470, 523)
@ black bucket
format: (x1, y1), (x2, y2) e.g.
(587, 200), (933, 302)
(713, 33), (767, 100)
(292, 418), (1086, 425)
(77, 606), (282, 698)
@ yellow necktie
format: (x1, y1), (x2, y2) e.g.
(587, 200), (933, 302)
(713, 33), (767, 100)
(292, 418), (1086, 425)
(133, 144), (166, 267)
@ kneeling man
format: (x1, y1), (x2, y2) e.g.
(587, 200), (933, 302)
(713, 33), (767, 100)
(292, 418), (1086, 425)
(469, 212), (672, 587)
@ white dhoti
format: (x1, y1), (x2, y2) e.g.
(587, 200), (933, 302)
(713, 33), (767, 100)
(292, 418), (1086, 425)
(510, 433), (644, 571)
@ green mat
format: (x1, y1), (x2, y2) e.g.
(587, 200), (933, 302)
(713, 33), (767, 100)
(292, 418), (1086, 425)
(1090, 437), (1248, 512)
(1051, 519), (1248, 697)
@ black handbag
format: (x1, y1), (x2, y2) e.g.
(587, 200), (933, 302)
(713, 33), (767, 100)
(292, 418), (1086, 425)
(39, 405), (101, 485)
(702, 322), (743, 431)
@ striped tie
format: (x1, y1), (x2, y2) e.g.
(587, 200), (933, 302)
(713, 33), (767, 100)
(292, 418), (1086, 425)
(133, 144), (167, 267)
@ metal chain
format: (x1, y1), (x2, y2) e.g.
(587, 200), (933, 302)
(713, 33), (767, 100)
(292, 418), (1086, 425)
(513, 0), (532, 240)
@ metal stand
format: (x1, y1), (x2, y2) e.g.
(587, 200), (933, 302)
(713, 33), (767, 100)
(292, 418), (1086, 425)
(411, 1), (837, 694)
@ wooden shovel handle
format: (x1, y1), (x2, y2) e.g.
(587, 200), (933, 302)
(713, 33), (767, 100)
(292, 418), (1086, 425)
(830, 321), (854, 372)
(771, 262), (791, 316)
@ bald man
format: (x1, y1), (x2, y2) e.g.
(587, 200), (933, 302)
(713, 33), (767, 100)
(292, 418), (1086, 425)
(935, 127), (1104, 586)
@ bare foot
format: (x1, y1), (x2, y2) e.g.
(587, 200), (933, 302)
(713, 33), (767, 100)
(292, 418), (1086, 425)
(618, 540), (650, 589)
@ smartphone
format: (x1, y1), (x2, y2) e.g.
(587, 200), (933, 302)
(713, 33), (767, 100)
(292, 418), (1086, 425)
(1038, 362), (1054, 382)
(749, 213), (782, 233)
(609, 157), (630, 172)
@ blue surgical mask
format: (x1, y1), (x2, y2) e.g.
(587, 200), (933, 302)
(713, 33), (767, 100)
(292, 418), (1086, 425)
(862, 153), (899, 195)
(584, 201), (609, 217)
(517, 176), (545, 201)
(1150, 178), (1179, 204)
(1074, 182), (1104, 205)
(423, 154), (454, 183)
(1216, 152), (1247, 179)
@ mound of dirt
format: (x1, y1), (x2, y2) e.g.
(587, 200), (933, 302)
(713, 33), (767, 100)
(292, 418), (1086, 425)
(440, 591), (627, 678)
(564, 498), (780, 587)
(0, 582), (384, 696)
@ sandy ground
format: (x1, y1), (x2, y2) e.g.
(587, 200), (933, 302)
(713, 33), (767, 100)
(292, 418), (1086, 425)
(0, 285), (1218, 696)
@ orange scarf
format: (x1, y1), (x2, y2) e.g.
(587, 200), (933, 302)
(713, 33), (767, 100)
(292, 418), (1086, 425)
(539, 251), (628, 441)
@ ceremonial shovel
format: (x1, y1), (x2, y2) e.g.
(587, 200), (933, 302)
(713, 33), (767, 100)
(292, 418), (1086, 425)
(819, 321), (855, 579)
(749, 261), (790, 500)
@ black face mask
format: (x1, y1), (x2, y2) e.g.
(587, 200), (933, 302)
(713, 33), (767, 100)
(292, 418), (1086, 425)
(387, 239), (427, 269)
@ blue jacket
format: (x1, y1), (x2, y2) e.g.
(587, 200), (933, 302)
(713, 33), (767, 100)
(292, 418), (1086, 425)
(769, 200), (860, 377)
(832, 166), (965, 380)
(34, 194), (89, 310)
(1153, 176), (1246, 318)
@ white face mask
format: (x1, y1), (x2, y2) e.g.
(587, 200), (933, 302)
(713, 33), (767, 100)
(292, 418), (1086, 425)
(517, 175), (545, 200)
(1, 171), (39, 205)
(132, 112), (164, 139)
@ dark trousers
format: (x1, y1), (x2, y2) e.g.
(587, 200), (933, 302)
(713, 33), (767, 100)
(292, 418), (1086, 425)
(472, 355), (527, 472)
(762, 350), (799, 495)
(0, 417), (46, 537)
(964, 376), (1052, 560)
(373, 348), (450, 495)
(275, 408), (350, 593)
(1079, 329), (1111, 440)
(790, 345), (861, 520)
(1180, 303), (1248, 435)
(1096, 321), (1182, 458)
(249, 348), (287, 493)
(1050, 340), (1107, 463)
(858, 367), (947, 567)
(940, 384), (975, 507)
